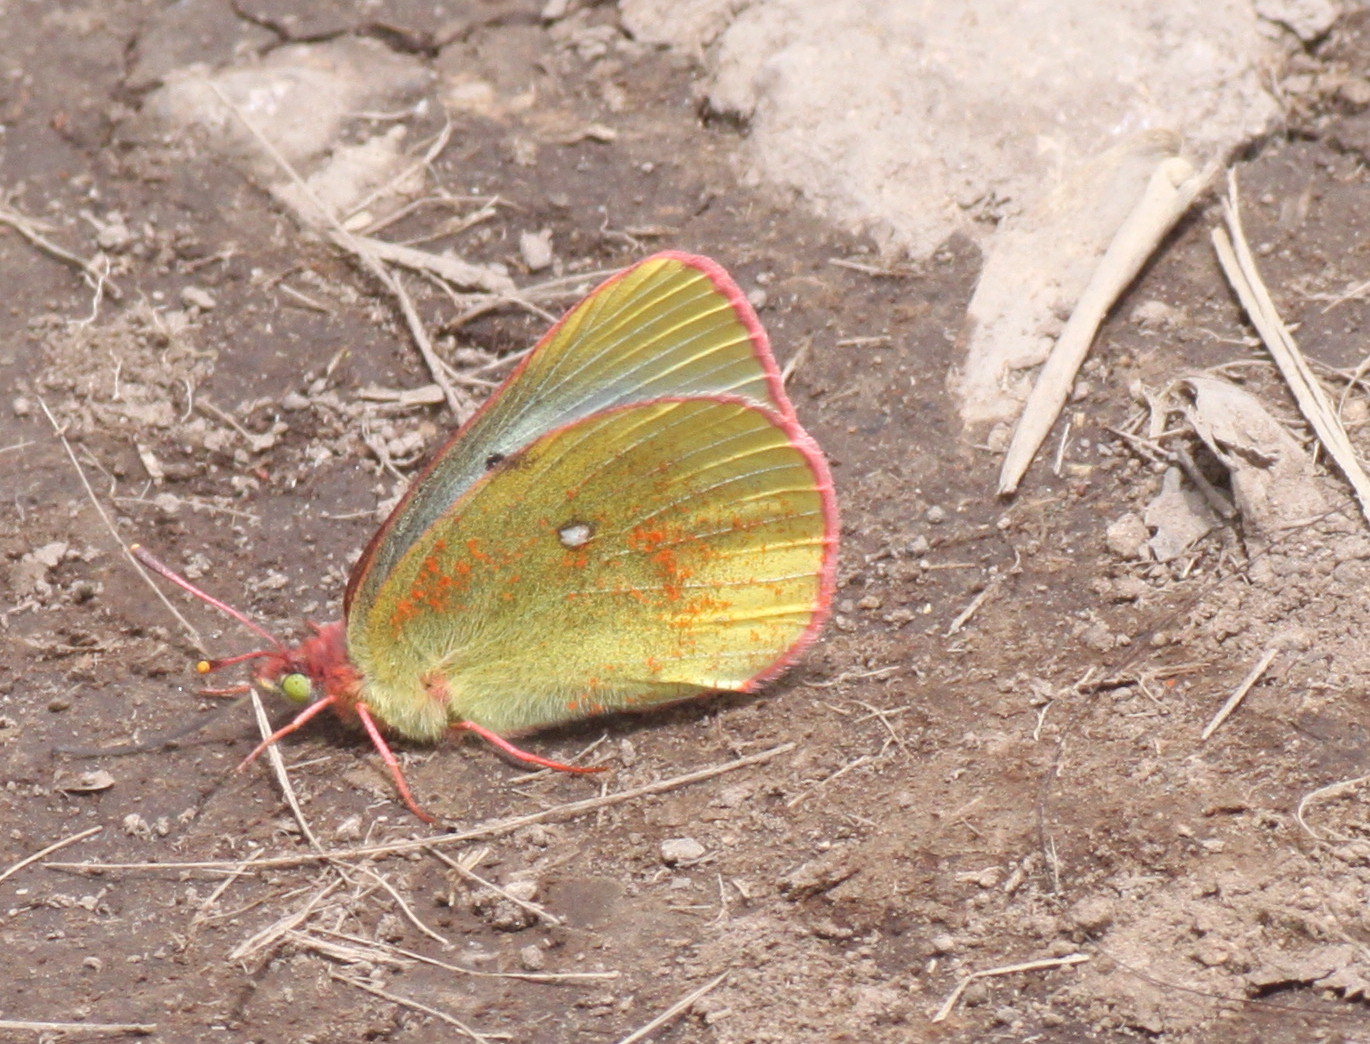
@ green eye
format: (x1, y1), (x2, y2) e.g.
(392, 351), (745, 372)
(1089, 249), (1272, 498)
(280, 673), (313, 704)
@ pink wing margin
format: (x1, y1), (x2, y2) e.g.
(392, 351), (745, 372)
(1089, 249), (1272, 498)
(741, 410), (840, 691)
(665, 252), (840, 683)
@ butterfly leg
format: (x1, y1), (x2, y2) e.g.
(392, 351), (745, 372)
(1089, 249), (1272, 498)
(356, 702), (437, 824)
(237, 695), (337, 769)
(453, 721), (607, 775)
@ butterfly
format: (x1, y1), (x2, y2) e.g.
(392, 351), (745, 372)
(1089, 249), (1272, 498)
(133, 251), (839, 822)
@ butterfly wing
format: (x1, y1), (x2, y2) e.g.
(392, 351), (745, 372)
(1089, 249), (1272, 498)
(346, 252), (792, 617)
(346, 396), (837, 740)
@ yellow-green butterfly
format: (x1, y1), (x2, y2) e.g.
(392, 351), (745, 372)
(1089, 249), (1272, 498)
(134, 252), (839, 821)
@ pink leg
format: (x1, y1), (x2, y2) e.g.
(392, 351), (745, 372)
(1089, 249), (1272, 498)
(238, 696), (337, 769)
(356, 702), (437, 825)
(453, 721), (607, 775)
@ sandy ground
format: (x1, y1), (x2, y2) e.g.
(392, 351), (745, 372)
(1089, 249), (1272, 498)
(6, 3), (1370, 1042)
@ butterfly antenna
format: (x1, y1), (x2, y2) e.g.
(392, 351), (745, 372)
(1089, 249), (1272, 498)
(130, 544), (288, 654)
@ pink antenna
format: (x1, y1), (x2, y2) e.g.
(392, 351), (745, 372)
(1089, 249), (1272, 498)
(130, 544), (288, 654)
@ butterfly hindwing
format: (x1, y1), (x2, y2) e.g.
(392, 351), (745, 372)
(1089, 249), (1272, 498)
(346, 396), (837, 739)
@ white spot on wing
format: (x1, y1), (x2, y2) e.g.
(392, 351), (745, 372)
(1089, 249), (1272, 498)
(558, 522), (594, 548)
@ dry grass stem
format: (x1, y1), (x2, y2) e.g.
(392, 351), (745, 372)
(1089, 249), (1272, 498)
(1199, 647), (1278, 741)
(331, 971), (499, 1043)
(227, 878), (343, 963)
(343, 121), (454, 226)
(611, 971), (729, 1044)
(248, 689), (322, 850)
(931, 953), (1090, 1022)
(946, 580), (999, 636)
(828, 257), (907, 277)
(424, 846), (562, 926)
(345, 232), (513, 294)
(785, 753), (874, 809)
(0, 826), (102, 888)
(286, 929), (410, 967)
(0, 201), (123, 299)
(203, 80), (481, 419)
(1213, 171), (1370, 528)
(50, 743), (795, 874)
(781, 338), (811, 384)
(0, 1019), (155, 1036)
(317, 926), (620, 982)
(191, 849), (266, 926)
(352, 863), (451, 946)
(1296, 773), (1370, 842)
(39, 398), (206, 651)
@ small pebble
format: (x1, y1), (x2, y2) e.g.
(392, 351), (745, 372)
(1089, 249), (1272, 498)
(925, 505), (947, 524)
(520, 229), (554, 272)
(180, 286), (216, 311)
(929, 933), (956, 954)
(659, 837), (705, 865)
(519, 944), (546, 971)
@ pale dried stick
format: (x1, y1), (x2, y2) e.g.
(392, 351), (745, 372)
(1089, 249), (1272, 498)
(999, 157), (1215, 494)
(286, 929), (410, 967)
(946, 580), (999, 636)
(317, 926), (619, 982)
(931, 953), (1090, 1022)
(331, 971), (496, 1043)
(191, 848), (266, 925)
(0, 1019), (155, 1036)
(342, 120), (455, 226)
(612, 971), (729, 1044)
(227, 877), (342, 963)
(425, 845), (562, 926)
(1295, 772), (1370, 842)
(351, 863), (451, 946)
(1199, 647), (1278, 741)
(202, 80), (474, 418)
(785, 753), (874, 809)
(1213, 171), (1370, 528)
(39, 398), (206, 650)
(0, 202), (123, 299)
(248, 689), (321, 851)
(0, 826), (101, 888)
(49, 743), (797, 873)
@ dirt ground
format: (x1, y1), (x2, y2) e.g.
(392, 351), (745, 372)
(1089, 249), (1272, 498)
(7, 3), (1370, 1042)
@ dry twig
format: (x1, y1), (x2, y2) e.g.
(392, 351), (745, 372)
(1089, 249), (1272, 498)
(0, 1019), (155, 1037)
(39, 398), (206, 650)
(999, 156), (1214, 494)
(611, 971), (729, 1044)
(931, 952), (1090, 1022)
(1199, 647), (1278, 741)
(331, 971), (498, 1043)
(1213, 171), (1370, 528)
(50, 743), (797, 873)
(0, 826), (102, 888)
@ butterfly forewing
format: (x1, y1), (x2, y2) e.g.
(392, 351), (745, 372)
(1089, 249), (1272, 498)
(347, 253), (789, 618)
(347, 397), (836, 739)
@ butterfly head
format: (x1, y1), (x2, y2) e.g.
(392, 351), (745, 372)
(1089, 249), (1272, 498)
(248, 621), (355, 709)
